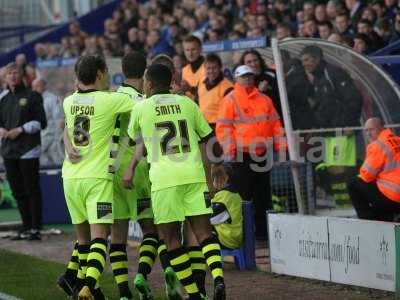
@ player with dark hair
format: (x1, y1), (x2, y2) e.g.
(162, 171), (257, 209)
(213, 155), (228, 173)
(127, 64), (226, 300)
(61, 55), (135, 300)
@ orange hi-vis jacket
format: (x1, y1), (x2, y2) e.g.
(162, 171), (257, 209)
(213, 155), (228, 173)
(216, 83), (286, 159)
(182, 63), (206, 88)
(360, 128), (400, 202)
(198, 77), (232, 124)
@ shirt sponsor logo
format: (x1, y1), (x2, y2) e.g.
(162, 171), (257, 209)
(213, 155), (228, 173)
(73, 95), (95, 105)
(97, 202), (112, 219)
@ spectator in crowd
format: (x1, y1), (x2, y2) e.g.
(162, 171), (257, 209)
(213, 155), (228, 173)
(240, 50), (281, 117)
(315, 4), (328, 22)
(390, 12), (400, 43)
(216, 65), (286, 241)
(345, 0), (365, 25)
(353, 33), (372, 54)
(361, 7), (378, 24)
(357, 19), (384, 50)
(197, 53), (233, 126)
(15, 54), (27, 70)
(127, 27), (144, 52)
(328, 32), (345, 44)
(376, 17), (393, 46)
(32, 78), (64, 166)
(146, 29), (173, 60)
(68, 20), (87, 50)
(304, 18), (319, 38)
(275, 22), (293, 40)
(210, 165), (243, 250)
(335, 13), (355, 37)
(318, 21), (334, 40)
(181, 35), (206, 98)
(300, 45), (362, 128)
(348, 118), (400, 221)
(282, 52), (315, 130)
(0, 63), (47, 240)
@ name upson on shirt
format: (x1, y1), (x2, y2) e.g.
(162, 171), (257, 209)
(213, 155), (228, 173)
(155, 104), (181, 116)
(71, 105), (95, 116)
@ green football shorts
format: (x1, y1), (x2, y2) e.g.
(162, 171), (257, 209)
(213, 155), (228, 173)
(63, 178), (113, 225)
(113, 173), (137, 220)
(114, 158), (152, 221)
(151, 182), (212, 224)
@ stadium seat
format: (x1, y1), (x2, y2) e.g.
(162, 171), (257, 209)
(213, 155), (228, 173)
(221, 201), (256, 270)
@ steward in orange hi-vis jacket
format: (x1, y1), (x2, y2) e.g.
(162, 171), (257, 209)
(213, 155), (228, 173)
(348, 118), (400, 221)
(215, 65), (286, 240)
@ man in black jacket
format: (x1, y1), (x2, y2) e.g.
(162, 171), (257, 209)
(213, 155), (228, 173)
(300, 45), (363, 129)
(0, 63), (47, 240)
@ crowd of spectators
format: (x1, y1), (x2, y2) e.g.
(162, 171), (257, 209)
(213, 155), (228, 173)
(1, 0), (400, 91)
(24, 0), (400, 66)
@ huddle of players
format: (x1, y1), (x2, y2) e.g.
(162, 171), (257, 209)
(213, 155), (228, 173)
(58, 50), (226, 300)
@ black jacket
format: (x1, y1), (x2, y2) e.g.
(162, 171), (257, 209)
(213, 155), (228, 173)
(255, 68), (282, 118)
(309, 61), (363, 129)
(0, 83), (47, 159)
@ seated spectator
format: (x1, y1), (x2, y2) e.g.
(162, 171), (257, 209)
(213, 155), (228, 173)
(353, 33), (371, 54)
(357, 18), (384, 50)
(335, 13), (355, 37)
(146, 29), (173, 60)
(375, 17), (393, 46)
(345, 0), (365, 26)
(315, 4), (328, 22)
(304, 18), (319, 38)
(82, 36), (101, 56)
(348, 118), (400, 221)
(68, 21), (87, 50)
(34, 43), (47, 61)
(60, 37), (73, 58)
(127, 27), (144, 52)
(318, 21), (334, 40)
(197, 53), (232, 126)
(361, 7), (378, 25)
(276, 22), (293, 40)
(389, 12), (400, 43)
(300, 45), (362, 129)
(210, 165), (243, 250)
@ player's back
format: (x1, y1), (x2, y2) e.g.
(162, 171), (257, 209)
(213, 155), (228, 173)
(62, 90), (133, 180)
(130, 93), (212, 191)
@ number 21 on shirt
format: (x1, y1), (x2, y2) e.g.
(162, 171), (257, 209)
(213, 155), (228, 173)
(155, 119), (190, 155)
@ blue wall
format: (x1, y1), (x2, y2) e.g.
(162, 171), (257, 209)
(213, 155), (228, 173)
(0, 0), (122, 67)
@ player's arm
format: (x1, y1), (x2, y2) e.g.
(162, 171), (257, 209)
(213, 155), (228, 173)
(112, 92), (136, 114)
(194, 102), (226, 195)
(123, 101), (143, 188)
(122, 141), (146, 189)
(63, 127), (81, 164)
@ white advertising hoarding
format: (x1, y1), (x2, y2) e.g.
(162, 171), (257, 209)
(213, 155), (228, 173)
(268, 214), (397, 292)
(329, 218), (396, 291)
(268, 214), (330, 280)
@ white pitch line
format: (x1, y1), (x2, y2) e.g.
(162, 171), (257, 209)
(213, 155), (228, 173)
(0, 292), (22, 300)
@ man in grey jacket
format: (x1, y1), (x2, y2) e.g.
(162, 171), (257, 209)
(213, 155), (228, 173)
(32, 78), (64, 166)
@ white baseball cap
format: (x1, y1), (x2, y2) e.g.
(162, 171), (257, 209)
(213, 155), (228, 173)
(234, 65), (255, 78)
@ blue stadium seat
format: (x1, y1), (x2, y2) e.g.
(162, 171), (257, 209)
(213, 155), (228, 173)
(221, 201), (256, 270)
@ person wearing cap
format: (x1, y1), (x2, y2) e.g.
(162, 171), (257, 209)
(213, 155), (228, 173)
(216, 65), (286, 241)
